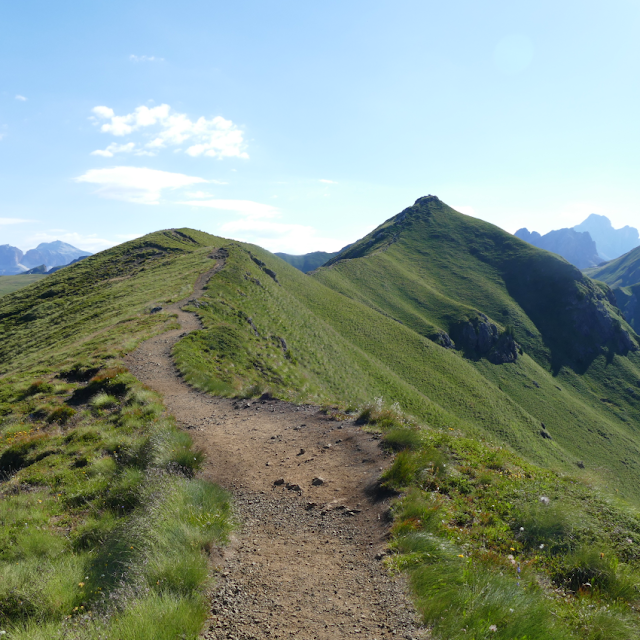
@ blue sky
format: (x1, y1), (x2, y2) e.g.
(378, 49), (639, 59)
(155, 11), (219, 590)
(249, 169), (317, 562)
(2, 0), (640, 254)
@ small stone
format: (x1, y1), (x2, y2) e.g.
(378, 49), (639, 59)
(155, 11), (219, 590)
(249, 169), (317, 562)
(297, 448), (305, 456)
(312, 477), (325, 486)
(323, 443), (332, 449)
(375, 551), (387, 560)
(273, 478), (285, 486)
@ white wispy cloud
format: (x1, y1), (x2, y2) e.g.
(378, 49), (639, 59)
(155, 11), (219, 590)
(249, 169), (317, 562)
(0, 217), (32, 225)
(91, 142), (136, 158)
(15, 95), (27, 101)
(90, 104), (248, 159)
(130, 55), (164, 62)
(319, 179), (337, 184)
(220, 218), (346, 254)
(75, 166), (208, 205)
(179, 199), (279, 218)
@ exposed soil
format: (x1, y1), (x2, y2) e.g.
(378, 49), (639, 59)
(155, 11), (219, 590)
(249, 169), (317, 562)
(125, 251), (428, 640)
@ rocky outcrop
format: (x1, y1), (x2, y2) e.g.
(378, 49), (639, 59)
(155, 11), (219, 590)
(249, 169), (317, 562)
(454, 314), (520, 364)
(0, 245), (26, 275)
(567, 282), (637, 357)
(515, 228), (602, 269)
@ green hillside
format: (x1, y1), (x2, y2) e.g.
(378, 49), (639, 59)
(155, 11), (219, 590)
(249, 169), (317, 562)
(611, 284), (640, 332)
(585, 245), (640, 331)
(586, 245), (640, 288)
(312, 196), (640, 496)
(5, 216), (640, 637)
(0, 230), (233, 639)
(0, 273), (47, 297)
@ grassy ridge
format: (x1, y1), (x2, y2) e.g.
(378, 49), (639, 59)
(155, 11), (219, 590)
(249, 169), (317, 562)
(174, 240), (588, 471)
(0, 229), (235, 639)
(312, 197), (640, 500)
(5, 214), (640, 637)
(0, 229), (219, 374)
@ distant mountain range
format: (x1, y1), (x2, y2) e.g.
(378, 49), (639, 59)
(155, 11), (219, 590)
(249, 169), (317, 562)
(575, 214), (640, 261)
(515, 214), (639, 270)
(275, 250), (339, 273)
(0, 241), (91, 275)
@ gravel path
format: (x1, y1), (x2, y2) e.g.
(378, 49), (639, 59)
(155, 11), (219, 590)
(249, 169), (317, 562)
(125, 250), (428, 640)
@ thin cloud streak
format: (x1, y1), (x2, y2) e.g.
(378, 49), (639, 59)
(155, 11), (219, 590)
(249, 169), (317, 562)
(75, 166), (208, 205)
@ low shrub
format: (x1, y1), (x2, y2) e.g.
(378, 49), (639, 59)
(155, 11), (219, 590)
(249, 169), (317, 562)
(551, 547), (640, 601)
(382, 448), (447, 491)
(356, 397), (407, 429)
(23, 379), (54, 397)
(383, 426), (423, 451)
(513, 502), (572, 553)
(90, 393), (119, 410)
(46, 406), (75, 424)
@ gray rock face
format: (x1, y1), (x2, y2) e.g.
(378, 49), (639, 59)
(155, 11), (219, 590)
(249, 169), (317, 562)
(574, 214), (640, 261)
(567, 282), (637, 357)
(515, 228), (602, 269)
(456, 314), (519, 364)
(0, 244), (25, 275)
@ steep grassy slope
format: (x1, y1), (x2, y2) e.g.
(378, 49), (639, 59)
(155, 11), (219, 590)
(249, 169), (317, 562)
(0, 274), (47, 297)
(0, 230), (234, 639)
(586, 245), (640, 288)
(611, 284), (640, 332)
(585, 245), (640, 332)
(313, 196), (640, 498)
(175, 240), (591, 475)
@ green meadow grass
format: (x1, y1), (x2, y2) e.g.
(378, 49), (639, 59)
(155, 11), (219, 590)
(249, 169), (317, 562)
(3, 209), (640, 637)
(586, 245), (640, 288)
(0, 274), (47, 297)
(354, 401), (640, 639)
(0, 230), (236, 639)
(0, 365), (232, 639)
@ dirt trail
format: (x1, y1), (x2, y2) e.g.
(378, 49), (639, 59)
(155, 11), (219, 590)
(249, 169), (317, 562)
(125, 252), (427, 640)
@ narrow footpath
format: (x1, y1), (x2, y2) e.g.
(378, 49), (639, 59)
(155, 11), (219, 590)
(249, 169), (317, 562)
(125, 251), (427, 640)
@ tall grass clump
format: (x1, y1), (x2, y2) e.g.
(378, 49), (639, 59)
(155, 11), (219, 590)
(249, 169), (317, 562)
(359, 401), (640, 638)
(0, 365), (233, 640)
